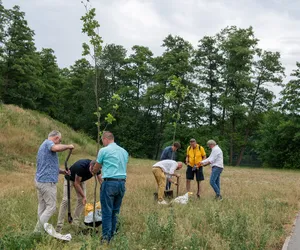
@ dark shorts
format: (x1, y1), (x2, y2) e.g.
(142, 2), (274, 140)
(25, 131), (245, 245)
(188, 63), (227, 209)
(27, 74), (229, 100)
(186, 166), (204, 181)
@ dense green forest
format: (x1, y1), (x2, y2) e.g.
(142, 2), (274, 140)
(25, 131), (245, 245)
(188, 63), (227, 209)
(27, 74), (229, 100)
(1, 2), (300, 168)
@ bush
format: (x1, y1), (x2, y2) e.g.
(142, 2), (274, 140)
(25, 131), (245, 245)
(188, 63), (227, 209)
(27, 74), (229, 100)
(0, 232), (44, 250)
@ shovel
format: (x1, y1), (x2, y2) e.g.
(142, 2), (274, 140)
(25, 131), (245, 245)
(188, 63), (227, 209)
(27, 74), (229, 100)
(64, 149), (73, 223)
(176, 176), (180, 197)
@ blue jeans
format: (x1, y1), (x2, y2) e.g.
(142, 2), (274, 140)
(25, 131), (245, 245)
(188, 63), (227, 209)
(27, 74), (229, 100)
(100, 180), (125, 241)
(166, 179), (171, 190)
(210, 167), (223, 196)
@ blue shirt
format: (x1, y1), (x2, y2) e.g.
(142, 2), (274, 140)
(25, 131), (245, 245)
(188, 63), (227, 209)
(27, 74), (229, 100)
(97, 142), (128, 179)
(35, 139), (59, 183)
(160, 146), (176, 160)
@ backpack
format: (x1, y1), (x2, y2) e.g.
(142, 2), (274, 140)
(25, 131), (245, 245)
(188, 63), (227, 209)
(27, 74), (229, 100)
(187, 144), (201, 152)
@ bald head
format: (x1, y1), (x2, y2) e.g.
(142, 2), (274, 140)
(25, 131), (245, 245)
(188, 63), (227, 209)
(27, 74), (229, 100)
(177, 161), (183, 170)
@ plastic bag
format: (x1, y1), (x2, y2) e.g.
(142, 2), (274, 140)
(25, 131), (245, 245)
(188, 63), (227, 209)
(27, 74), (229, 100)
(172, 192), (189, 204)
(44, 223), (72, 241)
(84, 201), (102, 225)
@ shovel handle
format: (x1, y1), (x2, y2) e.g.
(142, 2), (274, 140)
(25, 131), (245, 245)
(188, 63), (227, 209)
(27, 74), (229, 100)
(176, 176), (180, 197)
(65, 149), (73, 224)
(64, 149), (73, 171)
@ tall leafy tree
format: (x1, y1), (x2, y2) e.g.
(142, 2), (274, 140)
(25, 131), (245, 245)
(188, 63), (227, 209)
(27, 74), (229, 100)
(123, 45), (154, 111)
(38, 48), (62, 116)
(2, 5), (43, 109)
(99, 44), (126, 100)
(254, 111), (300, 169)
(218, 26), (258, 165)
(150, 35), (194, 157)
(194, 35), (223, 126)
(112, 45), (156, 157)
(59, 58), (94, 131)
(0, 1), (7, 102)
(279, 62), (300, 115)
(235, 50), (285, 166)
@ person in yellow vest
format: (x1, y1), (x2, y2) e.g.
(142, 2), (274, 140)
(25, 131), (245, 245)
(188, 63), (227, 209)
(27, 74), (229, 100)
(185, 138), (206, 198)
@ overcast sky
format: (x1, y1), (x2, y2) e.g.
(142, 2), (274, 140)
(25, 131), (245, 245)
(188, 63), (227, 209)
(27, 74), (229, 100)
(4, 0), (300, 96)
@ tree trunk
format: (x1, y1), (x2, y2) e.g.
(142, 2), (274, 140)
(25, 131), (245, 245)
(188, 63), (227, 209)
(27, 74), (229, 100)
(221, 85), (228, 134)
(136, 78), (140, 112)
(209, 67), (213, 126)
(229, 116), (235, 166)
(209, 86), (213, 126)
(236, 127), (250, 166)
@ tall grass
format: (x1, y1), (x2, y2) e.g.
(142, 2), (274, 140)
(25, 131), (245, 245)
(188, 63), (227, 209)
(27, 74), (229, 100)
(0, 105), (97, 171)
(1, 158), (299, 249)
(0, 105), (300, 249)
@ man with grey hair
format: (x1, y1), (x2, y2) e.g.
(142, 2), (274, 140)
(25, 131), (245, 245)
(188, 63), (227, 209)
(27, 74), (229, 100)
(34, 130), (74, 233)
(200, 140), (224, 200)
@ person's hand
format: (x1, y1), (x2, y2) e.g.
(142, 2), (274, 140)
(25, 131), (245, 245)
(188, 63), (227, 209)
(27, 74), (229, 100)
(174, 182), (178, 186)
(196, 162), (202, 168)
(82, 196), (87, 205)
(69, 144), (74, 149)
(176, 173), (181, 178)
(62, 169), (70, 175)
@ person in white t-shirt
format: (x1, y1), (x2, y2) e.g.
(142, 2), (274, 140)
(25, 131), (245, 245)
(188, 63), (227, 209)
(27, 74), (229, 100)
(152, 160), (183, 205)
(200, 140), (224, 200)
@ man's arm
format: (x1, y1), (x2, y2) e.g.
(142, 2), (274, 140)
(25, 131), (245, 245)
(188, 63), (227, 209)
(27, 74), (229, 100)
(59, 169), (70, 175)
(91, 162), (102, 175)
(201, 150), (216, 166)
(51, 144), (74, 152)
(185, 155), (189, 165)
(160, 148), (167, 160)
(96, 174), (103, 184)
(167, 173), (180, 185)
(197, 155), (206, 167)
(74, 175), (87, 205)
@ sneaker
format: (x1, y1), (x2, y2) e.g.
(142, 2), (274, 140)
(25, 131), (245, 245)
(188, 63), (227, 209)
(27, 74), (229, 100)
(158, 200), (168, 205)
(55, 226), (62, 233)
(215, 195), (223, 201)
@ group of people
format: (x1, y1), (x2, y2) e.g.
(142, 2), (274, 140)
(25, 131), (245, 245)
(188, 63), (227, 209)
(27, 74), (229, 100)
(34, 130), (128, 243)
(33, 130), (223, 244)
(152, 138), (224, 204)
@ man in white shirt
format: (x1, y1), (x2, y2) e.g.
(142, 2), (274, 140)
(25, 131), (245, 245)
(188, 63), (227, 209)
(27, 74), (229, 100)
(200, 140), (224, 200)
(152, 160), (183, 205)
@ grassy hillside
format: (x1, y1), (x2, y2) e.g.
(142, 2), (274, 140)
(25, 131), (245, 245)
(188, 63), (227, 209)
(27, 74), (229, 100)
(1, 104), (300, 250)
(0, 104), (97, 171)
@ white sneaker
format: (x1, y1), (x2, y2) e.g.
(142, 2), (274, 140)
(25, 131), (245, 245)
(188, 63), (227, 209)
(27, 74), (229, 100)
(158, 200), (168, 205)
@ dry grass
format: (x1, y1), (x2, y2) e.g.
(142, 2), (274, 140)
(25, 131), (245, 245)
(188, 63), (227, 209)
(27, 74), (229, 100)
(1, 159), (300, 249)
(1, 104), (300, 249)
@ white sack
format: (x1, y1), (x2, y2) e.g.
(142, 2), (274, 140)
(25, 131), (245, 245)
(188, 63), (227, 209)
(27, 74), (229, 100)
(84, 208), (102, 224)
(172, 192), (189, 204)
(44, 223), (72, 241)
